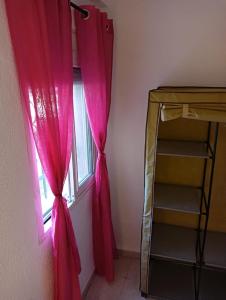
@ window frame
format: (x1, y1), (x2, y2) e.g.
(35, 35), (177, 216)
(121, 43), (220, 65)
(71, 67), (96, 199)
(71, 126), (96, 200)
(40, 67), (96, 225)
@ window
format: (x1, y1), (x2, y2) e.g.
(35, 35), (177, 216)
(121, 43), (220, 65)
(73, 68), (93, 185)
(36, 68), (94, 224)
(36, 153), (75, 222)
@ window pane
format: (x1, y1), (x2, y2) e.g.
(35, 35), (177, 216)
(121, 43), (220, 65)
(34, 68), (93, 223)
(35, 151), (74, 222)
(36, 153), (54, 217)
(73, 69), (93, 185)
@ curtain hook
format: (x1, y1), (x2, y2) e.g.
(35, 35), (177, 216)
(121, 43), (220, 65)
(82, 9), (90, 20)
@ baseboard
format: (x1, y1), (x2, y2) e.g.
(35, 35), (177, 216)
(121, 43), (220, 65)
(117, 249), (140, 259)
(82, 271), (95, 299)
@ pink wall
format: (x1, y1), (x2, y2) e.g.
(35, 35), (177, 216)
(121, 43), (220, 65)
(106, 0), (226, 252)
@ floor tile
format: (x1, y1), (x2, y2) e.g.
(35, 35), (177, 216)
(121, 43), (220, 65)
(85, 257), (154, 300)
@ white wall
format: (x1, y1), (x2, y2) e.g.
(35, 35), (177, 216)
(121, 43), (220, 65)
(73, 0), (107, 9)
(106, 0), (226, 252)
(0, 1), (94, 299)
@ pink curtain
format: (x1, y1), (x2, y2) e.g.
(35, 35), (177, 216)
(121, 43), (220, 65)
(75, 6), (116, 282)
(5, 0), (81, 299)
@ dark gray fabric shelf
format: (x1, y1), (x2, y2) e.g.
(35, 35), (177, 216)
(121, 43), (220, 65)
(150, 260), (226, 300)
(205, 231), (226, 269)
(200, 268), (226, 300)
(151, 223), (196, 263)
(150, 260), (194, 300)
(154, 183), (202, 214)
(157, 140), (210, 158)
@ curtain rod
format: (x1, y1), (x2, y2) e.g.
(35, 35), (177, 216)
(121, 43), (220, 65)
(70, 2), (89, 18)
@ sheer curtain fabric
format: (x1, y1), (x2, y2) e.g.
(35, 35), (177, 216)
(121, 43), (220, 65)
(5, 0), (81, 299)
(75, 5), (116, 282)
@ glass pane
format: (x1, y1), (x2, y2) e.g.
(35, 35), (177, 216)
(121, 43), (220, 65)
(73, 69), (93, 185)
(35, 151), (74, 222)
(36, 153), (54, 217)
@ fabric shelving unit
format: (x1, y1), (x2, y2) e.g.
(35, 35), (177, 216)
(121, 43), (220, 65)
(140, 87), (226, 300)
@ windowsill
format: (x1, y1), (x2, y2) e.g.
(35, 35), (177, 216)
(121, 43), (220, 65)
(42, 174), (95, 236)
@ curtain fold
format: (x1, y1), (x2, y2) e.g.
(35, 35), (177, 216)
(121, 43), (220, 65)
(5, 0), (81, 299)
(75, 6), (116, 282)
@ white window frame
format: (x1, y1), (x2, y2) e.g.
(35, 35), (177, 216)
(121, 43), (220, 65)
(71, 67), (96, 199)
(39, 68), (96, 225)
(71, 130), (96, 200)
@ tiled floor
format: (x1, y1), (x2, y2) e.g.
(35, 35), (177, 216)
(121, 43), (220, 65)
(85, 257), (153, 300)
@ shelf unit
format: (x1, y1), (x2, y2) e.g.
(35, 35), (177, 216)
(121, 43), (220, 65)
(140, 88), (226, 300)
(148, 122), (221, 300)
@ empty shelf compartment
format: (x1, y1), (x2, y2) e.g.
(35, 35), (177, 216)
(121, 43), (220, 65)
(204, 231), (226, 269)
(157, 140), (210, 158)
(200, 268), (226, 300)
(150, 260), (194, 300)
(151, 223), (196, 263)
(154, 183), (202, 214)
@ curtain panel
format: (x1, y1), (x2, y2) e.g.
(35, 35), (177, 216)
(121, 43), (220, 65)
(75, 6), (116, 282)
(5, 0), (81, 299)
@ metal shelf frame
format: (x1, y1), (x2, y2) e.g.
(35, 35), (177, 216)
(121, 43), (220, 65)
(195, 122), (219, 300)
(147, 121), (219, 300)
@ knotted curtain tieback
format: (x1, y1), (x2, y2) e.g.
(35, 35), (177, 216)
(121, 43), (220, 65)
(98, 151), (106, 157)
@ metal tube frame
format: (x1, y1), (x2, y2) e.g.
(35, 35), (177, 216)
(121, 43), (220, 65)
(194, 122), (219, 300)
(144, 122), (219, 299)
